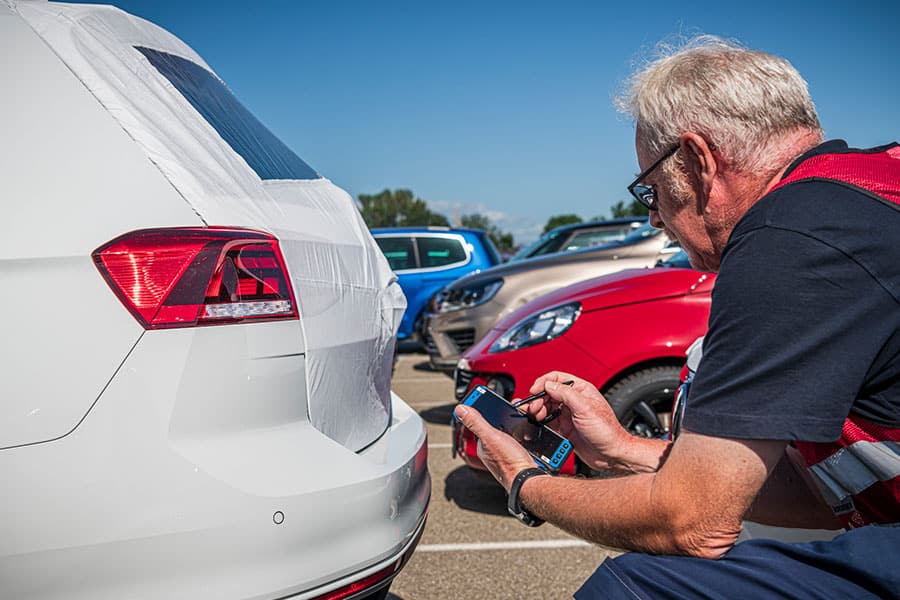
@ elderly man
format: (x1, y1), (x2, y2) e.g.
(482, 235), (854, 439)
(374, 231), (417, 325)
(454, 36), (900, 598)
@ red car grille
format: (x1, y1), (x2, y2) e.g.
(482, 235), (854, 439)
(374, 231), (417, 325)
(454, 369), (475, 400)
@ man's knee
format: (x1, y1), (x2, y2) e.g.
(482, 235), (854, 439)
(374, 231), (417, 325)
(576, 551), (725, 600)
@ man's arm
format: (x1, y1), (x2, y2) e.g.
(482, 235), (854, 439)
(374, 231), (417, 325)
(455, 399), (790, 559)
(518, 432), (784, 559)
(602, 436), (842, 531)
(744, 445), (843, 529)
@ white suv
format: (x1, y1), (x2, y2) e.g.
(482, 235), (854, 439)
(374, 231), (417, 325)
(0, 3), (429, 599)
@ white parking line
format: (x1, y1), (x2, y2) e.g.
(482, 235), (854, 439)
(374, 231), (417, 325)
(428, 443), (452, 449)
(416, 539), (592, 552)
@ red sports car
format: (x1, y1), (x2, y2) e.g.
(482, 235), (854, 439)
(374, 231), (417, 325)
(452, 256), (714, 474)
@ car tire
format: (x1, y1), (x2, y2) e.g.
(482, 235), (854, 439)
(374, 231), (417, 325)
(604, 366), (681, 438)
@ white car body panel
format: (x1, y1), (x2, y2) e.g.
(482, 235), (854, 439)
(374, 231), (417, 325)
(1, 2), (429, 597)
(0, 258), (145, 448)
(0, 3), (203, 259)
(1, 3), (203, 448)
(1, 324), (427, 598)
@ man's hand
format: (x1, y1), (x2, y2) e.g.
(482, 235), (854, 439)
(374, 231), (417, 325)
(521, 372), (643, 473)
(453, 404), (536, 493)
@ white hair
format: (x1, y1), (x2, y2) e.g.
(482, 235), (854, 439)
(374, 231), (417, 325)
(616, 35), (823, 176)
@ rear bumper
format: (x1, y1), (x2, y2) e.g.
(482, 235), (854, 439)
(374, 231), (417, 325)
(0, 328), (430, 600)
(298, 512), (427, 600)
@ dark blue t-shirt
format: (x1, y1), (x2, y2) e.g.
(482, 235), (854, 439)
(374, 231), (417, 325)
(684, 140), (900, 441)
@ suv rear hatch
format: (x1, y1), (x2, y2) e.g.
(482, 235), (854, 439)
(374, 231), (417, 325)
(19, 2), (404, 451)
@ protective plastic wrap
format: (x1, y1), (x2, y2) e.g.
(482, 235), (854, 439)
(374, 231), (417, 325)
(17, 1), (404, 451)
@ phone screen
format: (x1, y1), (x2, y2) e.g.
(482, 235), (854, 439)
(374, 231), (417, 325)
(458, 385), (572, 470)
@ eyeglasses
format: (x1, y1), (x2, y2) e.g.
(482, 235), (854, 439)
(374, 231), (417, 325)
(627, 143), (680, 211)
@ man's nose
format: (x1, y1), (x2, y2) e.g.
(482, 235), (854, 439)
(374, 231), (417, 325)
(649, 210), (664, 229)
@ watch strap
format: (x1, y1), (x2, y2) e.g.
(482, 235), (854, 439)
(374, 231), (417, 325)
(508, 467), (550, 527)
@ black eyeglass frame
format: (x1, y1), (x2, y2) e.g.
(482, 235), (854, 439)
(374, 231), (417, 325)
(627, 143), (680, 211)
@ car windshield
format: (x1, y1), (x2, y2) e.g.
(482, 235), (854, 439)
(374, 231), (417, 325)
(509, 231), (562, 261)
(563, 226), (634, 251)
(510, 220), (649, 261)
(619, 221), (661, 245)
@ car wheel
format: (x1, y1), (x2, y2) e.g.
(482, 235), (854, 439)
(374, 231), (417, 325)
(604, 366), (681, 438)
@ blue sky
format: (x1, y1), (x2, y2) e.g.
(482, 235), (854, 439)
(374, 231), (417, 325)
(75, 0), (899, 244)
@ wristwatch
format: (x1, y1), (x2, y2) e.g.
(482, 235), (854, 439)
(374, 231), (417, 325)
(508, 467), (551, 527)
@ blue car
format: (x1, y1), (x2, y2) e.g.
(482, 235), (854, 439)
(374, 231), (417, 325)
(372, 227), (502, 344)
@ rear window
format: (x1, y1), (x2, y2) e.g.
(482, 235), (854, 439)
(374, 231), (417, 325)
(417, 236), (468, 268)
(375, 237), (416, 270)
(136, 47), (319, 181)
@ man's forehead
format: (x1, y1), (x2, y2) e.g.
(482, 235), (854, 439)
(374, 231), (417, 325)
(633, 133), (653, 170)
(634, 127), (653, 150)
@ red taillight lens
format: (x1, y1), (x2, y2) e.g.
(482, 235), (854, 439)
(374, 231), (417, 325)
(313, 563), (398, 600)
(92, 227), (298, 329)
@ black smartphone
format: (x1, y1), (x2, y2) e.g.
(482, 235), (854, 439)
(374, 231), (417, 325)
(456, 385), (572, 471)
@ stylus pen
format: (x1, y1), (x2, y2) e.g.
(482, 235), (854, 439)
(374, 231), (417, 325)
(511, 380), (574, 408)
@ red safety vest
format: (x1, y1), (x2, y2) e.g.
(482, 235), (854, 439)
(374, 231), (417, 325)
(770, 144), (900, 528)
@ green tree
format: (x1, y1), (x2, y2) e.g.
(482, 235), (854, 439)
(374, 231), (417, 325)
(610, 199), (650, 218)
(490, 231), (515, 254)
(460, 213), (516, 254)
(542, 213), (582, 234)
(459, 213), (491, 231)
(358, 188), (449, 227)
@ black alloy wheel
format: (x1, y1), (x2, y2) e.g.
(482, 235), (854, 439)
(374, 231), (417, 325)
(604, 366), (682, 438)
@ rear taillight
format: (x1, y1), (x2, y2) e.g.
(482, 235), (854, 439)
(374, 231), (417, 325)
(92, 227), (298, 329)
(313, 563), (398, 600)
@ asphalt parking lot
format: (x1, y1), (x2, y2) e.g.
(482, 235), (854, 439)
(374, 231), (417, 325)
(387, 352), (621, 600)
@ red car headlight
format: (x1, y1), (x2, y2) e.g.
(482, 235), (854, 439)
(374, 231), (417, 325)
(489, 302), (581, 353)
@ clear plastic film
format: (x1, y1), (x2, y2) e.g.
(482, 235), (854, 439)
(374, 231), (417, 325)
(17, 1), (405, 451)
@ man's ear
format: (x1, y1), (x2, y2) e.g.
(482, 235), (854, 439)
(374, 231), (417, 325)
(679, 132), (718, 214)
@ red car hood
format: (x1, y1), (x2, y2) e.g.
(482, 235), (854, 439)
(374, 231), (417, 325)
(491, 267), (713, 333)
